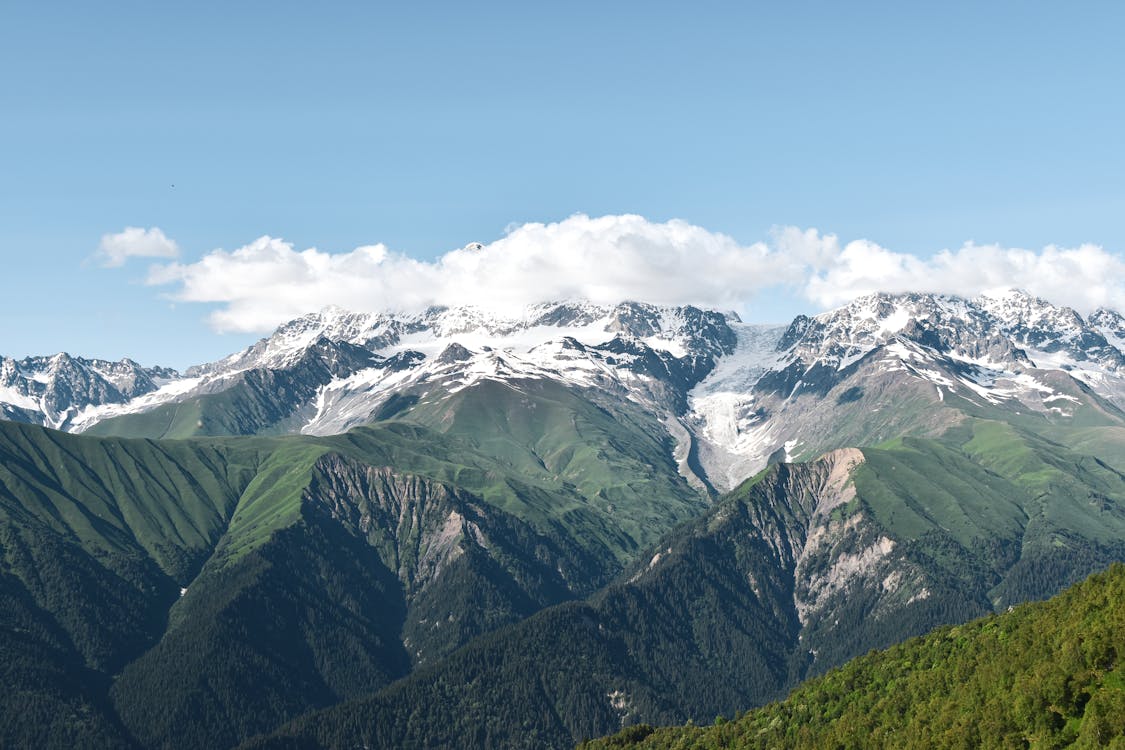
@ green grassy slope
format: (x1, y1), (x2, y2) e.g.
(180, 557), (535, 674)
(859, 420), (1125, 609)
(586, 563), (1125, 749)
(0, 420), (263, 579)
(92, 374), (711, 568)
(344, 378), (710, 564)
(108, 445), (616, 750)
(110, 492), (608, 749)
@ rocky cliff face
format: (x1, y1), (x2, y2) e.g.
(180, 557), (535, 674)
(302, 454), (600, 664)
(639, 448), (935, 675)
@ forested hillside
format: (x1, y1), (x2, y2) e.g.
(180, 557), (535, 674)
(585, 563), (1125, 748)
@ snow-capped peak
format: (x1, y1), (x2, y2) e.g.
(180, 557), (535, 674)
(975, 288), (1083, 333)
(37, 300), (738, 436)
(187, 300), (735, 382)
(772, 290), (1122, 376)
(0, 352), (177, 429)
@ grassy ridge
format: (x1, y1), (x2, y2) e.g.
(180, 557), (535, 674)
(343, 379), (709, 563)
(862, 421), (1125, 551)
(90, 374), (711, 567)
(585, 563), (1125, 749)
(213, 441), (330, 563)
(0, 420), (263, 579)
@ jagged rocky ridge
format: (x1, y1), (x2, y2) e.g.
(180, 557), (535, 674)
(0, 353), (176, 428)
(57, 301), (738, 444)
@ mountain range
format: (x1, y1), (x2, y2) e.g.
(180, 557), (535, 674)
(9, 291), (1125, 485)
(2, 289), (1125, 748)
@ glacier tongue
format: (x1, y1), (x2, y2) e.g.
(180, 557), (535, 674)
(685, 324), (787, 489)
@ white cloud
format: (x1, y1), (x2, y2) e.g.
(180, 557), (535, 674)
(142, 214), (1125, 333)
(146, 214), (804, 333)
(770, 226), (842, 271)
(96, 226), (180, 267)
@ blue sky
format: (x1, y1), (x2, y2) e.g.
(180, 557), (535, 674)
(2, 2), (1124, 369)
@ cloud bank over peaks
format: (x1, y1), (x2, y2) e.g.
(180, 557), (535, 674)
(791, 230), (1125, 313)
(142, 214), (1125, 333)
(145, 214), (803, 333)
